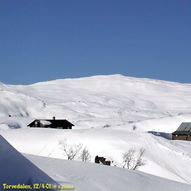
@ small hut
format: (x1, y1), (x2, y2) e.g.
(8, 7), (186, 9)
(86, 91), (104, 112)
(28, 117), (74, 129)
(172, 122), (191, 141)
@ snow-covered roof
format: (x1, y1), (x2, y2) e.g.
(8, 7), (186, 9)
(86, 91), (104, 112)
(40, 120), (52, 126)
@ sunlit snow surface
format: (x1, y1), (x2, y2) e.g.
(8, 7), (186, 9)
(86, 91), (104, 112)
(25, 154), (191, 191)
(1, 134), (191, 191)
(0, 75), (191, 189)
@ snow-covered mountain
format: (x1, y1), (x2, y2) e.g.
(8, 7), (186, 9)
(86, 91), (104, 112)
(1, 74), (191, 130)
(0, 75), (191, 189)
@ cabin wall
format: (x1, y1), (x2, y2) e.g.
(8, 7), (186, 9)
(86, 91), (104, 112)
(52, 126), (72, 129)
(172, 135), (191, 141)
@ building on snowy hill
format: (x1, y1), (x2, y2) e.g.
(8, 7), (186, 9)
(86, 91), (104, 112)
(27, 117), (74, 129)
(172, 122), (191, 141)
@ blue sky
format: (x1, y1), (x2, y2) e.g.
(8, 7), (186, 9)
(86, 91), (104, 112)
(0, 0), (191, 84)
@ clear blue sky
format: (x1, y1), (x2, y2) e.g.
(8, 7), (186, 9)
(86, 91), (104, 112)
(0, 0), (191, 84)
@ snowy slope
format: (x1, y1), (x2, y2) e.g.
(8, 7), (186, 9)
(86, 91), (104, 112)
(2, 127), (191, 184)
(0, 75), (191, 187)
(24, 154), (191, 191)
(1, 74), (191, 131)
(0, 135), (58, 190)
(1, 134), (191, 191)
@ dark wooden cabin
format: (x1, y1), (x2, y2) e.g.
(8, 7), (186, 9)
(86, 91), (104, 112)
(172, 122), (191, 141)
(28, 117), (74, 129)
